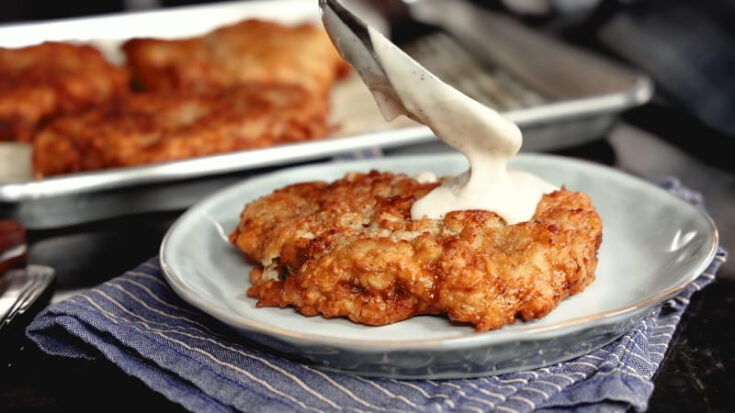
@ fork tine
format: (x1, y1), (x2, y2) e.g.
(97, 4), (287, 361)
(0, 272), (31, 327)
(24, 269), (54, 312)
(0, 266), (54, 329)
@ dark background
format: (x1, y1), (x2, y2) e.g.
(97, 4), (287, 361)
(1, 1), (733, 412)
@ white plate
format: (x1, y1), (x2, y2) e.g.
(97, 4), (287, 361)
(160, 153), (717, 378)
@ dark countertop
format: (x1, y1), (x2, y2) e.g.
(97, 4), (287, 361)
(1, 109), (733, 411)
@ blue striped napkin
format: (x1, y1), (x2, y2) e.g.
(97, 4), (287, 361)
(26, 179), (726, 413)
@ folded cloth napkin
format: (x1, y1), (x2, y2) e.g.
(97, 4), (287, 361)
(27, 178), (727, 413)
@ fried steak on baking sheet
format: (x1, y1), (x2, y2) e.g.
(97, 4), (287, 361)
(32, 83), (329, 177)
(122, 19), (350, 96)
(0, 42), (129, 142)
(230, 171), (603, 332)
(12, 19), (349, 176)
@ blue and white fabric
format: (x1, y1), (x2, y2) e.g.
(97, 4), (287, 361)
(26, 178), (726, 412)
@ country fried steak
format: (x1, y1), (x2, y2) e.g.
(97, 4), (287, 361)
(123, 19), (350, 96)
(230, 171), (602, 331)
(0, 42), (129, 142)
(19, 19), (347, 176)
(32, 83), (328, 177)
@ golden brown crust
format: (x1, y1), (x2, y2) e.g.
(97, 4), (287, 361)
(32, 84), (328, 177)
(122, 19), (350, 96)
(0, 42), (129, 142)
(230, 171), (603, 331)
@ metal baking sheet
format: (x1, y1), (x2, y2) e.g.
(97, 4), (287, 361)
(0, 0), (651, 226)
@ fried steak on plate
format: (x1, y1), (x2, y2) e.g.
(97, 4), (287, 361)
(230, 171), (602, 331)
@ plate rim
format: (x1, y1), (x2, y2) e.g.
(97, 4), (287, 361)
(160, 153), (718, 352)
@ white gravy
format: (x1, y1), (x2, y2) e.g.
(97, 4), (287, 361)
(323, 8), (556, 225)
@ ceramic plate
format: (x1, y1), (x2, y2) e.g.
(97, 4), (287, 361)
(160, 153), (717, 378)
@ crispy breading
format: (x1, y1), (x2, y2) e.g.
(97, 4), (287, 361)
(32, 84), (328, 177)
(0, 42), (129, 142)
(122, 19), (350, 96)
(230, 171), (602, 331)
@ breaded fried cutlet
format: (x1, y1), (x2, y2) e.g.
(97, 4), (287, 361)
(0, 42), (129, 142)
(32, 83), (328, 177)
(230, 171), (602, 331)
(122, 19), (350, 96)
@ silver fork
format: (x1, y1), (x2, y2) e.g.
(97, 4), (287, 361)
(400, 32), (546, 110)
(0, 220), (54, 330)
(0, 266), (54, 329)
(332, 0), (546, 111)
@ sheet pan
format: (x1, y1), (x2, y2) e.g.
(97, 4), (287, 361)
(0, 0), (652, 227)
